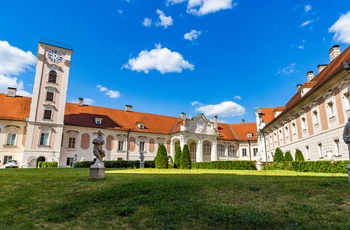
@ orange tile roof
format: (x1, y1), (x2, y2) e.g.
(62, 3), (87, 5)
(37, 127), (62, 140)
(261, 108), (276, 123)
(0, 93), (258, 141)
(229, 122), (257, 141)
(0, 94), (31, 121)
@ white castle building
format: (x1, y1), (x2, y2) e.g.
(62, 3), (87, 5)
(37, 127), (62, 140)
(0, 41), (258, 168)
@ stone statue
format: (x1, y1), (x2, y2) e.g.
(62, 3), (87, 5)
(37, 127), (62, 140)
(92, 131), (105, 164)
(343, 117), (350, 146)
(139, 152), (145, 168)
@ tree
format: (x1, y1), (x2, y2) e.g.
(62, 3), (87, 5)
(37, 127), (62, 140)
(284, 151), (293, 161)
(273, 148), (284, 162)
(174, 145), (182, 168)
(180, 144), (191, 169)
(295, 149), (305, 161)
(155, 144), (168, 169)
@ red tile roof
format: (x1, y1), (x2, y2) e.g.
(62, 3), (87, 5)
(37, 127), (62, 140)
(229, 122), (257, 141)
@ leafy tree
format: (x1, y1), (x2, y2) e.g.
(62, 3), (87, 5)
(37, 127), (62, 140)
(174, 145), (182, 168)
(284, 151), (293, 161)
(155, 144), (168, 169)
(273, 148), (284, 162)
(180, 144), (191, 169)
(295, 149), (305, 161)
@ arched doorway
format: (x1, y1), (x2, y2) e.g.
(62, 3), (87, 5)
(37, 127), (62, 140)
(189, 141), (197, 162)
(37, 156), (46, 167)
(203, 141), (212, 162)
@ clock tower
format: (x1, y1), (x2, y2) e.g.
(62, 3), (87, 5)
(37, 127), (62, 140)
(23, 41), (73, 167)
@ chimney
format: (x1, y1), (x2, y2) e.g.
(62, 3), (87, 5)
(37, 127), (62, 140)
(214, 115), (218, 130)
(241, 119), (245, 124)
(329, 45), (341, 62)
(7, 87), (16, 97)
(297, 84), (302, 90)
(180, 112), (186, 121)
(317, 64), (327, 73)
(78, 98), (84, 106)
(306, 71), (314, 82)
(125, 105), (133, 112)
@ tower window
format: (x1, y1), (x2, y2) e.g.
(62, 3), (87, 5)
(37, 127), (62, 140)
(43, 110), (52, 120)
(48, 71), (57, 83)
(46, 92), (54, 101)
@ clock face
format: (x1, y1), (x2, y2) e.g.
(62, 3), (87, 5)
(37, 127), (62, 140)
(47, 50), (63, 63)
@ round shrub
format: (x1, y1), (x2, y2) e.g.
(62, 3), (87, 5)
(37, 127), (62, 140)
(273, 148), (284, 162)
(284, 151), (293, 161)
(155, 144), (168, 169)
(295, 149), (305, 161)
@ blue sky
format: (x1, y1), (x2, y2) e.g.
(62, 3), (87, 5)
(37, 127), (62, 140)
(1, 0), (350, 124)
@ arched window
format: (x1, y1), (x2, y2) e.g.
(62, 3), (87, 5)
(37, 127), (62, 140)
(203, 141), (211, 155)
(228, 145), (237, 157)
(217, 144), (225, 156)
(48, 71), (57, 83)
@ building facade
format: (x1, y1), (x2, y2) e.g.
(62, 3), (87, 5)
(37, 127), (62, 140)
(0, 42), (258, 168)
(255, 45), (350, 162)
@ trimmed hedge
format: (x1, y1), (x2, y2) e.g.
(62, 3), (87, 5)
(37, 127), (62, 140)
(37, 161), (58, 168)
(75, 160), (155, 168)
(192, 161), (257, 170)
(263, 160), (348, 173)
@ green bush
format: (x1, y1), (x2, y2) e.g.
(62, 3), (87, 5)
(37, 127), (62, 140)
(284, 151), (293, 161)
(273, 148), (284, 162)
(37, 161), (58, 168)
(174, 145), (182, 168)
(263, 160), (347, 173)
(155, 144), (168, 169)
(192, 161), (257, 170)
(180, 144), (191, 169)
(295, 149), (305, 161)
(75, 160), (155, 168)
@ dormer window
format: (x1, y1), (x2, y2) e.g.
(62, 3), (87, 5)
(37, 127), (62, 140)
(137, 122), (145, 129)
(247, 133), (253, 138)
(94, 117), (103, 125)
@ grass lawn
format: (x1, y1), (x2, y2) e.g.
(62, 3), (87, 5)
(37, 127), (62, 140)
(0, 168), (349, 229)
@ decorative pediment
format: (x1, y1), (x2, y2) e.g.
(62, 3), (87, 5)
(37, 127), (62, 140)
(66, 130), (79, 135)
(47, 65), (63, 72)
(5, 125), (20, 132)
(184, 114), (216, 135)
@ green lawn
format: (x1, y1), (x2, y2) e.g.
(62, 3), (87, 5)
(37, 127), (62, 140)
(0, 168), (349, 229)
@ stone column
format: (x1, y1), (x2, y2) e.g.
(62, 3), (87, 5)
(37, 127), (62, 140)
(196, 138), (203, 162)
(211, 140), (218, 161)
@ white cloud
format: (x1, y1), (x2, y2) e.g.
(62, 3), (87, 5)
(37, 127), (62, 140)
(0, 40), (36, 96)
(166, 0), (186, 5)
(0, 40), (36, 76)
(329, 11), (350, 44)
(194, 101), (245, 117)
(301, 20), (314, 27)
(143, 17), (152, 27)
(186, 0), (236, 16)
(123, 43), (194, 74)
(304, 4), (312, 12)
(118, 9), (123, 14)
(184, 30), (202, 41)
(97, 85), (121, 99)
(191, 101), (203, 106)
(275, 63), (296, 75)
(156, 9), (173, 28)
(70, 98), (95, 105)
(233, 95), (241, 100)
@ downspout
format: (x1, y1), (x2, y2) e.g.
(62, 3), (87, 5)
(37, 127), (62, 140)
(126, 129), (131, 161)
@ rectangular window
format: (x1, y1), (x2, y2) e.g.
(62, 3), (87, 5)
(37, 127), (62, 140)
(3, 156), (12, 165)
(43, 110), (52, 120)
(68, 137), (76, 148)
(318, 143), (323, 158)
(253, 148), (258, 156)
(118, 141), (124, 151)
(228, 145), (236, 157)
(46, 92), (54, 101)
(140, 142), (145, 152)
(305, 146), (310, 160)
(334, 139), (341, 156)
(242, 148), (247, 157)
(39, 133), (49, 146)
(66, 157), (73, 166)
(328, 102), (335, 118)
(6, 133), (16, 146)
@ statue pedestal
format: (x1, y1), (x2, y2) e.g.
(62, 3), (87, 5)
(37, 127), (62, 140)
(347, 162), (350, 183)
(256, 161), (263, 170)
(89, 163), (105, 180)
